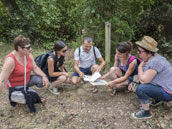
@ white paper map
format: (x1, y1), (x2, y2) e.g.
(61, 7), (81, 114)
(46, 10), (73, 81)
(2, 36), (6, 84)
(89, 79), (107, 86)
(83, 72), (107, 85)
(83, 72), (101, 82)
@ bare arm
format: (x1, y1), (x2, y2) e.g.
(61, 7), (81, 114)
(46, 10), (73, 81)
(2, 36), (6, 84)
(47, 57), (68, 77)
(97, 57), (106, 72)
(114, 54), (118, 67)
(74, 60), (84, 78)
(110, 59), (137, 84)
(0, 57), (15, 91)
(138, 62), (157, 83)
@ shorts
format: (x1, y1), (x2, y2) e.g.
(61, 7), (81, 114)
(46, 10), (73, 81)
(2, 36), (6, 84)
(48, 76), (59, 82)
(72, 66), (92, 77)
(121, 70), (134, 84)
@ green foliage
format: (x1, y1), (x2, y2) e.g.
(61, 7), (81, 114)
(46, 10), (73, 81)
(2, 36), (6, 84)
(80, 0), (154, 49)
(0, 0), (83, 45)
(135, 0), (172, 57)
(0, 0), (172, 59)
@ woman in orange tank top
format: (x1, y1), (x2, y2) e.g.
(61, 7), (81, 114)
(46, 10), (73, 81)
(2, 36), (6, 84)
(0, 35), (49, 91)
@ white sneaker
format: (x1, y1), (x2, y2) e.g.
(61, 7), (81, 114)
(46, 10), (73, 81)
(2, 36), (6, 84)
(48, 87), (60, 95)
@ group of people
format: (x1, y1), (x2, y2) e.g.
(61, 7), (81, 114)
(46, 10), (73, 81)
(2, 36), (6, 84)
(0, 35), (172, 119)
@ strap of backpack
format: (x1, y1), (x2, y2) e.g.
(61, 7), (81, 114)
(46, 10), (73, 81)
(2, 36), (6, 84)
(7, 56), (27, 93)
(79, 47), (81, 60)
(24, 56), (26, 93)
(93, 46), (96, 60)
(79, 46), (96, 60)
(128, 55), (136, 64)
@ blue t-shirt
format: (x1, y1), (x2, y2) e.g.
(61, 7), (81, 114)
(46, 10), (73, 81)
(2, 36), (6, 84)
(144, 54), (172, 94)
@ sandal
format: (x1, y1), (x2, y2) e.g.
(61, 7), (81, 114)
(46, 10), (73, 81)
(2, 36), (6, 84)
(130, 81), (139, 92)
(40, 97), (46, 103)
(109, 88), (116, 97)
(92, 87), (98, 93)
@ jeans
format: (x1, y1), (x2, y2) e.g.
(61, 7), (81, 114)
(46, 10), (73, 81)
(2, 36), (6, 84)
(27, 75), (43, 88)
(136, 83), (172, 104)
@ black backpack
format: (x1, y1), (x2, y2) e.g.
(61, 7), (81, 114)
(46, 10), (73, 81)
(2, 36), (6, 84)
(35, 51), (57, 71)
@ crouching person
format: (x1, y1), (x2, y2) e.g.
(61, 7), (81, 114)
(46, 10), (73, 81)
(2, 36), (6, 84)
(131, 36), (172, 119)
(102, 41), (139, 96)
(35, 41), (70, 95)
(0, 35), (49, 113)
(71, 37), (106, 93)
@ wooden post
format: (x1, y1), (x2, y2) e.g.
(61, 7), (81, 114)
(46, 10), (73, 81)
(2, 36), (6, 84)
(105, 22), (111, 71)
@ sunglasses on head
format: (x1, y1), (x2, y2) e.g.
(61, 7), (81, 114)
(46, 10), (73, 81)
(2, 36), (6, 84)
(22, 45), (31, 50)
(62, 49), (67, 53)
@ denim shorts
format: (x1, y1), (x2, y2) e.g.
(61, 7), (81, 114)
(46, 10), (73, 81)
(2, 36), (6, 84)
(72, 66), (92, 77)
(121, 70), (134, 84)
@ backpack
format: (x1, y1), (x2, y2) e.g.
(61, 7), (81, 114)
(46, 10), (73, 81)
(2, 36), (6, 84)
(79, 46), (97, 60)
(128, 55), (143, 65)
(35, 51), (57, 71)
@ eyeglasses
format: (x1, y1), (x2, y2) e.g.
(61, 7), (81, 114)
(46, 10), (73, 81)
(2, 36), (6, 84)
(137, 48), (145, 54)
(62, 49), (67, 53)
(22, 45), (31, 50)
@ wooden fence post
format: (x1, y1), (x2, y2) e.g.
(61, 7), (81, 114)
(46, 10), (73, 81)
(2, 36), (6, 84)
(105, 22), (111, 71)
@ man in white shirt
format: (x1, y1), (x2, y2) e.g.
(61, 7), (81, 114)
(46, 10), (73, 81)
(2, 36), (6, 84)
(72, 37), (106, 93)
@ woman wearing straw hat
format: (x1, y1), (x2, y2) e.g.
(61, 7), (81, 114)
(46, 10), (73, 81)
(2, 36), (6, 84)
(131, 36), (172, 119)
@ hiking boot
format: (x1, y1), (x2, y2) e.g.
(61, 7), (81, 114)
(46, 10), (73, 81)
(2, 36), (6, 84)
(131, 109), (152, 119)
(150, 100), (163, 107)
(48, 87), (60, 95)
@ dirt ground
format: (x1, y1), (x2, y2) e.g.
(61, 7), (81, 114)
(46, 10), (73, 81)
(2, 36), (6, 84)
(0, 48), (172, 129)
(0, 82), (172, 129)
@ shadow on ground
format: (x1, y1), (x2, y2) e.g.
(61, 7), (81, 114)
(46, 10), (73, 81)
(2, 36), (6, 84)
(0, 82), (172, 129)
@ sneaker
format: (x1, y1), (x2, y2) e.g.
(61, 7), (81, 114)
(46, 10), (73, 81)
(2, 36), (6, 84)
(48, 87), (60, 95)
(131, 109), (152, 119)
(150, 100), (163, 107)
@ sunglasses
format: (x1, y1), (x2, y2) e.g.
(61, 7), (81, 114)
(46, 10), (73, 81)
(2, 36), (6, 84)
(22, 45), (31, 50)
(61, 49), (67, 53)
(137, 48), (145, 54)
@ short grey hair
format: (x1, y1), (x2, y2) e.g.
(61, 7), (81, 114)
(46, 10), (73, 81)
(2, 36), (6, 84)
(83, 37), (93, 43)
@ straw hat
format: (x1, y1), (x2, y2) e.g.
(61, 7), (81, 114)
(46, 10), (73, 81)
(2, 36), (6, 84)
(136, 36), (159, 52)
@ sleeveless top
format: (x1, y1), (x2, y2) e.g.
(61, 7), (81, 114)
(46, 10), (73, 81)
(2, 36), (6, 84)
(118, 55), (138, 76)
(5, 53), (33, 88)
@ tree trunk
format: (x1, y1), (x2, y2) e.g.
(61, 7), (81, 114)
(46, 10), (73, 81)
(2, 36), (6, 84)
(1, 0), (25, 19)
(1, 0), (11, 17)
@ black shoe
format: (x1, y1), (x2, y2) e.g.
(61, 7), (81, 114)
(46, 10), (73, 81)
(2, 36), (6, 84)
(150, 100), (163, 107)
(131, 109), (152, 119)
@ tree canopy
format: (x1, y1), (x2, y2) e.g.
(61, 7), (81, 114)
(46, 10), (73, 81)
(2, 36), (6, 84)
(0, 0), (172, 57)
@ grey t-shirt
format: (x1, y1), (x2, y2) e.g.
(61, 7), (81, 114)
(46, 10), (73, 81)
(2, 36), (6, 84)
(144, 54), (172, 93)
(74, 46), (102, 68)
